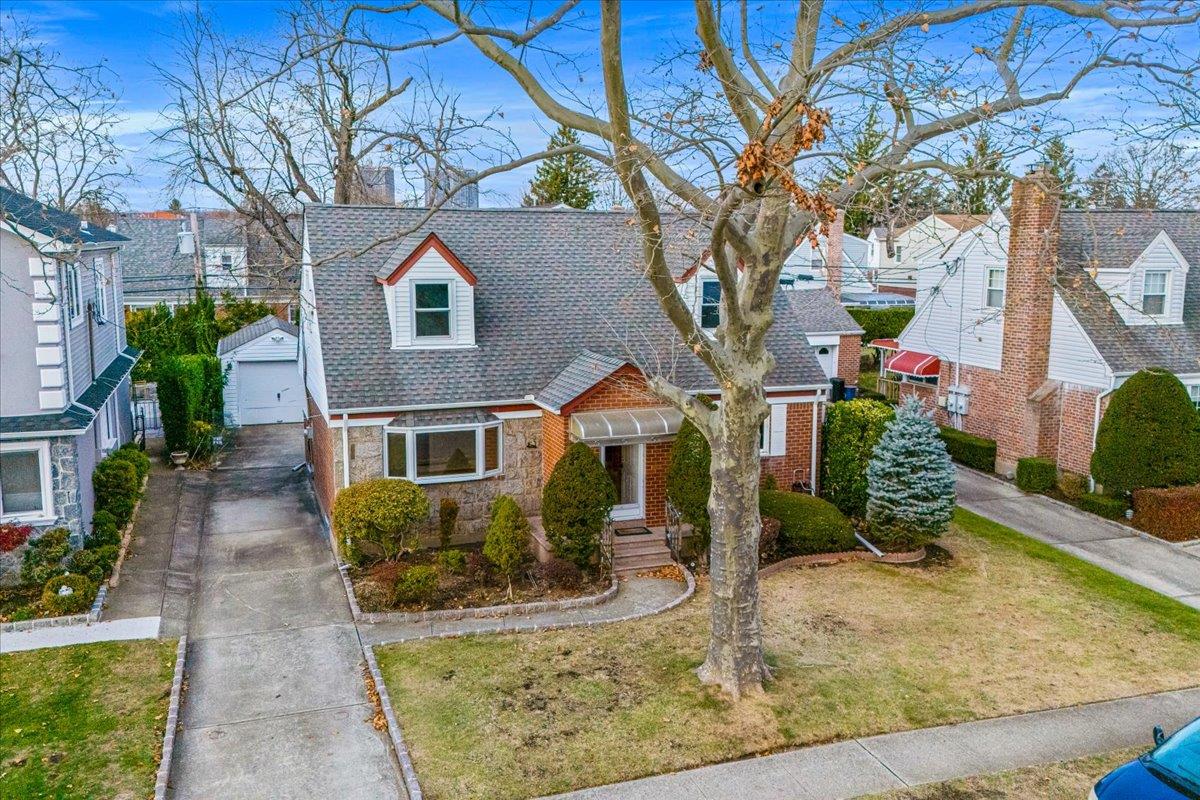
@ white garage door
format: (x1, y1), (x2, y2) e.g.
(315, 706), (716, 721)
(237, 360), (305, 425)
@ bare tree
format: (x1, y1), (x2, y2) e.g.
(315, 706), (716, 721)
(0, 17), (130, 211)
(331, 0), (1200, 697)
(1086, 141), (1200, 208)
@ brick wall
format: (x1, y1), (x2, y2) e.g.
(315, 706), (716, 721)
(996, 167), (1061, 473)
(306, 393), (336, 518)
(876, 284), (916, 297)
(761, 401), (818, 492)
(826, 210), (844, 302)
(1057, 385), (1101, 476)
(540, 410), (570, 483)
(838, 334), (862, 386)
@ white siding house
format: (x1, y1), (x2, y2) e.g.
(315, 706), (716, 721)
(218, 315), (304, 426)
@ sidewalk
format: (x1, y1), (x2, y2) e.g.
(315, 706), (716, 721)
(545, 687), (1200, 800)
(956, 467), (1200, 610)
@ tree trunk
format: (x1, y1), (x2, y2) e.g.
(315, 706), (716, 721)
(696, 384), (771, 697)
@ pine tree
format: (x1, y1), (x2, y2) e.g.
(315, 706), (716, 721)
(1043, 137), (1082, 208)
(951, 132), (1011, 214)
(822, 106), (888, 235)
(866, 397), (956, 552)
(523, 124), (599, 209)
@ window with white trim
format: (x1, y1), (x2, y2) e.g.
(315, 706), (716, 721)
(101, 398), (120, 452)
(1188, 383), (1200, 411)
(759, 419), (769, 455)
(92, 256), (109, 322)
(893, 245), (904, 262)
(0, 442), (53, 521)
(700, 279), (721, 330)
(985, 267), (1006, 309)
(383, 421), (502, 484)
(1141, 270), (1168, 316)
(412, 281), (453, 339)
(65, 262), (83, 325)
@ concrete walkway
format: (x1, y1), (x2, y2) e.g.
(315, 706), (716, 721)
(546, 687), (1200, 800)
(168, 425), (402, 800)
(956, 467), (1200, 610)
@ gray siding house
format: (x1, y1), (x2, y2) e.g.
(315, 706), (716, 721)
(1, 187), (138, 552)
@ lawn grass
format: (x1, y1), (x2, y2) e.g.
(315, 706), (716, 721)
(0, 639), (178, 799)
(867, 748), (1140, 799)
(376, 509), (1200, 799)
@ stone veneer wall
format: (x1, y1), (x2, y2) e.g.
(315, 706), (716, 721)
(0, 435), (84, 584)
(334, 416), (542, 544)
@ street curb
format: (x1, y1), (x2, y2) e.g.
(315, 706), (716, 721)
(363, 644), (424, 800)
(958, 465), (1200, 561)
(154, 635), (188, 800)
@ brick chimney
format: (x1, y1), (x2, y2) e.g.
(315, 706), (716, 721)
(825, 209), (845, 301)
(995, 164), (1061, 475)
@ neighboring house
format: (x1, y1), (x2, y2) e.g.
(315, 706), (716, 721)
(114, 212), (298, 312)
(868, 213), (989, 296)
(300, 206), (862, 556)
(0, 187), (138, 552)
(218, 315), (304, 427)
(782, 214), (914, 308)
(882, 166), (1199, 477)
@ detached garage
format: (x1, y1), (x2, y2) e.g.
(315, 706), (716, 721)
(218, 315), (305, 426)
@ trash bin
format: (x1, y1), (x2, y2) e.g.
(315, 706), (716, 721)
(844, 385), (858, 400)
(830, 377), (845, 402)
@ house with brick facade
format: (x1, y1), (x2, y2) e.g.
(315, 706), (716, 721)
(299, 205), (862, 567)
(879, 166), (1199, 479)
(868, 213), (989, 297)
(1, 187), (137, 556)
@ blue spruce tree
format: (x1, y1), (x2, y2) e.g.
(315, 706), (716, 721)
(866, 397), (956, 551)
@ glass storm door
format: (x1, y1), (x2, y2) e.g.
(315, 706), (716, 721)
(601, 443), (644, 521)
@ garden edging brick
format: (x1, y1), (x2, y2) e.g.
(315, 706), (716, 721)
(363, 644), (424, 800)
(154, 635), (188, 800)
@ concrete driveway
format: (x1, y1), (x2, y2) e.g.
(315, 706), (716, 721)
(169, 424), (403, 800)
(956, 467), (1200, 610)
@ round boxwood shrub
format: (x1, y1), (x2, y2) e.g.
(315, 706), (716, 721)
(759, 491), (856, 557)
(541, 442), (616, 569)
(436, 548), (467, 575)
(485, 495), (531, 598)
(666, 414), (712, 551)
(93, 458), (139, 528)
(88, 510), (121, 548)
(821, 399), (895, 518)
(20, 528), (70, 586)
(112, 444), (151, 482)
(333, 479), (430, 566)
(1092, 369), (1200, 496)
(41, 573), (96, 616)
(1016, 457), (1057, 494)
(392, 565), (439, 606)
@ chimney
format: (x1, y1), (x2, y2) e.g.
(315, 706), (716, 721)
(995, 164), (1061, 475)
(825, 209), (845, 301)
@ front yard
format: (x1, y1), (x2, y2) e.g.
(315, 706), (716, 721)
(376, 509), (1200, 799)
(0, 639), (178, 799)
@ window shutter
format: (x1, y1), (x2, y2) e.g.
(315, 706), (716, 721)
(768, 403), (787, 456)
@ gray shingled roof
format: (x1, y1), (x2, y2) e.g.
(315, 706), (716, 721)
(784, 288), (864, 333)
(0, 186), (127, 245)
(217, 314), (299, 356)
(1056, 209), (1199, 375)
(535, 350), (627, 412)
(306, 206), (833, 411)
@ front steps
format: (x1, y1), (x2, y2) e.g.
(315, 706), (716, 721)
(611, 529), (674, 575)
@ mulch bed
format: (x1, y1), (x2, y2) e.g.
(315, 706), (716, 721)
(0, 584), (43, 622)
(350, 545), (609, 614)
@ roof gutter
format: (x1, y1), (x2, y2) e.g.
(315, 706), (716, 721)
(1089, 381), (1118, 493)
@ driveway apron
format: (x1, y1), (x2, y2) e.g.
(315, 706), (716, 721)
(169, 425), (403, 800)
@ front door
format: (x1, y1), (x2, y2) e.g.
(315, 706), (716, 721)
(601, 443), (644, 521)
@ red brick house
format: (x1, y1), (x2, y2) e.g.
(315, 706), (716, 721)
(299, 206), (862, 566)
(878, 166), (1199, 478)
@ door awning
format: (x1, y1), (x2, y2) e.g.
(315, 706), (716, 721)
(885, 349), (941, 378)
(870, 338), (901, 351)
(570, 407), (683, 444)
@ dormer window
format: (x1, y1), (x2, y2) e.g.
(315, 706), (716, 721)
(1141, 270), (1168, 316)
(413, 281), (453, 339)
(700, 279), (721, 329)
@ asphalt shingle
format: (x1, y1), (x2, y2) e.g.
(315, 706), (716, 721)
(217, 315), (298, 356)
(0, 186), (127, 245)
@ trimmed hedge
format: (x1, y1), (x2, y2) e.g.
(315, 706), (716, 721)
(1091, 369), (1200, 495)
(333, 478), (430, 566)
(542, 442), (615, 569)
(847, 306), (915, 346)
(1132, 485), (1200, 542)
(759, 490), (856, 557)
(112, 443), (151, 482)
(93, 458), (139, 528)
(939, 427), (997, 472)
(485, 495), (530, 597)
(41, 573), (96, 616)
(666, 413), (712, 550)
(20, 528), (70, 586)
(157, 353), (224, 455)
(393, 565), (438, 605)
(821, 399), (895, 518)
(1016, 457), (1057, 494)
(1080, 493), (1127, 520)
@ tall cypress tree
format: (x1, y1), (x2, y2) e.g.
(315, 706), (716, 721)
(822, 106), (888, 235)
(523, 124), (599, 209)
(951, 132), (1011, 214)
(1043, 137), (1082, 208)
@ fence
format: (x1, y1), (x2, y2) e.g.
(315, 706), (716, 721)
(132, 383), (162, 442)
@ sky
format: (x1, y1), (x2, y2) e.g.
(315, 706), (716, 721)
(6, 0), (1197, 211)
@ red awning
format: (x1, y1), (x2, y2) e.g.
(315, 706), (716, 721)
(885, 350), (941, 377)
(870, 338), (901, 351)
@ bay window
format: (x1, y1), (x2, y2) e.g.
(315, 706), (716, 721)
(384, 421), (502, 483)
(0, 442), (53, 521)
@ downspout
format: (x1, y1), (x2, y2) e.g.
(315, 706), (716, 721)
(953, 256), (966, 430)
(341, 412), (351, 489)
(810, 400), (819, 495)
(1089, 381), (1117, 493)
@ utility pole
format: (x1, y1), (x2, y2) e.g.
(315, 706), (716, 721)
(190, 210), (203, 289)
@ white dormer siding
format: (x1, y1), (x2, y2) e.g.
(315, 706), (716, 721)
(1093, 231), (1189, 326)
(1047, 293), (1112, 389)
(300, 224), (329, 417)
(203, 245), (248, 290)
(384, 238), (476, 349)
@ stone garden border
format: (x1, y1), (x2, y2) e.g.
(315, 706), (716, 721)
(757, 547), (927, 578)
(0, 474), (148, 634)
(363, 644), (425, 800)
(154, 635), (188, 800)
(340, 562), (621, 624)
